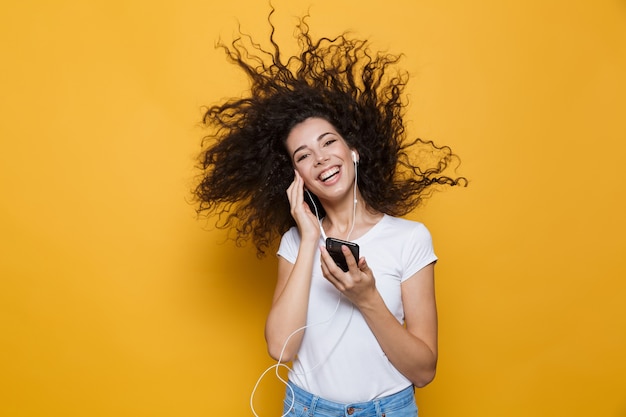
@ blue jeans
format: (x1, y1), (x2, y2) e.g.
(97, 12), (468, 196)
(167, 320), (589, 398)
(282, 381), (418, 417)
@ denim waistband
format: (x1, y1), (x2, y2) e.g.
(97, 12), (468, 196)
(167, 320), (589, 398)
(284, 381), (415, 417)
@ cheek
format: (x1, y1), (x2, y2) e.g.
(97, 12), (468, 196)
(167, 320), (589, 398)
(295, 167), (316, 188)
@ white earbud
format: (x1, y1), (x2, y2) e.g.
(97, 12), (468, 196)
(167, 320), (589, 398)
(351, 151), (357, 164)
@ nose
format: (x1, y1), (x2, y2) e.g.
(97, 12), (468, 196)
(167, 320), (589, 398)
(315, 151), (329, 165)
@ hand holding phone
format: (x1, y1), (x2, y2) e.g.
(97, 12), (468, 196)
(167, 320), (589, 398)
(325, 237), (359, 272)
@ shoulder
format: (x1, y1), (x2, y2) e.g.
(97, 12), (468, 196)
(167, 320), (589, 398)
(379, 215), (432, 240)
(383, 216), (437, 280)
(281, 226), (300, 239)
(277, 226), (300, 262)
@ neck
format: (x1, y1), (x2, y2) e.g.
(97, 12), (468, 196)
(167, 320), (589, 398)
(321, 190), (367, 241)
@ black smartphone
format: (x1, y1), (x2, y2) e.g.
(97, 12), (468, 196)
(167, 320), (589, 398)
(325, 237), (360, 272)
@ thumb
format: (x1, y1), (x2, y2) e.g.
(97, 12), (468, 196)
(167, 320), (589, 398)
(358, 257), (370, 272)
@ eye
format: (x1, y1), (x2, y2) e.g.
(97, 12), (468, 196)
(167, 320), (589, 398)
(295, 153), (309, 163)
(323, 138), (337, 147)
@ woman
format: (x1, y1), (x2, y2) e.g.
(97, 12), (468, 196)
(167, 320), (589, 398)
(195, 10), (465, 417)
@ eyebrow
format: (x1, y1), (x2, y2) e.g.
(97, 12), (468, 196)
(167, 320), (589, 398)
(291, 132), (334, 159)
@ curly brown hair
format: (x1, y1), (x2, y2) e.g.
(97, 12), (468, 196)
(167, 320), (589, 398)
(194, 9), (466, 256)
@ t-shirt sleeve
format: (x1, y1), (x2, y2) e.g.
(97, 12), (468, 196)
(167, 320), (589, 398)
(401, 222), (438, 282)
(276, 227), (299, 264)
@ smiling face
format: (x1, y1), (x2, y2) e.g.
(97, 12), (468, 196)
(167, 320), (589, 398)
(285, 117), (358, 203)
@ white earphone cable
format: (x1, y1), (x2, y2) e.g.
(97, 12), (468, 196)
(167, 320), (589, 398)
(249, 295), (348, 417)
(249, 154), (360, 417)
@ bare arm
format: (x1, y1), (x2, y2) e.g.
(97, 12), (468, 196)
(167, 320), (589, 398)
(264, 244), (316, 361)
(358, 263), (437, 387)
(264, 171), (320, 362)
(321, 246), (438, 387)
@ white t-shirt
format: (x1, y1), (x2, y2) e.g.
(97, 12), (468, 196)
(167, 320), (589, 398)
(277, 214), (437, 403)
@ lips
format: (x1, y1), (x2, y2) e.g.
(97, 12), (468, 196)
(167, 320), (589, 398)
(319, 166), (340, 182)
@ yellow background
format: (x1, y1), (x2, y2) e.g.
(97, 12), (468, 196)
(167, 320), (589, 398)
(1, 1), (625, 416)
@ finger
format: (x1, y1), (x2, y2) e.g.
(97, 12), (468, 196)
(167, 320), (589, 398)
(295, 174), (304, 207)
(319, 246), (334, 274)
(292, 171), (304, 201)
(320, 247), (344, 287)
(341, 245), (359, 272)
(357, 256), (368, 271)
(286, 172), (297, 197)
(287, 171), (301, 207)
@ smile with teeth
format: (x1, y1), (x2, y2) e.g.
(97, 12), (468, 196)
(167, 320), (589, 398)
(319, 166), (340, 182)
